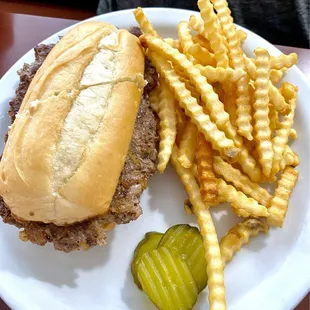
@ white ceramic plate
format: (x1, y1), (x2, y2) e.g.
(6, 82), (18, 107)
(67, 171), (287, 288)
(0, 8), (309, 310)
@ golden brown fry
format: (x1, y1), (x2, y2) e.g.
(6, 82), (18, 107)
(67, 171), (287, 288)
(270, 53), (298, 70)
(269, 82), (291, 115)
(196, 133), (219, 205)
(289, 128), (297, 140)
(270, 68), (287, 84)
(164, 38), (180, 50)
(175, 103), (188, 146)
(249, 53), (297, 71)
(253, 48), (273, 177)
(230, 204), (251, 217)
(192, 34), (212, 51)
(175, 66), (201, 101)
(148, 86), (160, 114)
(220, 218), (268, 265)
(210, 0), (253, 140)
(269, 104), (279, 131)
(271, 89), (297, 175)
(142, 35), (242, 156)
(188, 44), (216, 66)
(178, 122), (198, 168)
(171, 145), (226, 310)
(142, 35), (229, 125)
(213, 156), (271, 206)
(189, 15), (208, 38)
(147, 51), (239, 160)
(236, 146), (261, 182)
(133, 7), (159, 37)
(196, 65), (245, 83)
(244, 56), (256, 80)
(157, 82), (177, 173)
(198, 0), (229, 68)
(280, 82), (298, 100)
(178, 21), (194, 54)
(222, 91), (237, 125)
(245, 57), (290, 115)
(279, 145), (299, 171)
(268, 167), (299, 227)
(191, 163), (199, 180)
(236, 29), (247, 42)
(217, 179), (269, 217)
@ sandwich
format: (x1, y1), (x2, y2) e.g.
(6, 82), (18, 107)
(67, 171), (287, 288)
(0, 22), (159, 252)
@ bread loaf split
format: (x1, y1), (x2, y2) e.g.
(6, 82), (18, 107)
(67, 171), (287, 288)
(0, 21), (146, 225)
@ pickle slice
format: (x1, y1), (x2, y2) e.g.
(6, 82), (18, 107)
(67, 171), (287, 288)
(158, 224), (207, 292)
(131, 232), (163, 289)
(137, 247), (198, 310)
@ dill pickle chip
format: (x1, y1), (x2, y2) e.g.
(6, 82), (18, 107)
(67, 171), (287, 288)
(137, 247), (198, 310)
(158, 224), (207, 292)
(131, 232), (163, 289)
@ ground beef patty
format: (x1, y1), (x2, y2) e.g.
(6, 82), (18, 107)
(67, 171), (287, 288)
(0, 34), (159, 252)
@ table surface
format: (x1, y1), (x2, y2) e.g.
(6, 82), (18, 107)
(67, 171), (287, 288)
(0, 11), (309, 310)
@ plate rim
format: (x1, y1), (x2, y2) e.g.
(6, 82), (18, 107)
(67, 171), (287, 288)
(0, 7), (309, 310)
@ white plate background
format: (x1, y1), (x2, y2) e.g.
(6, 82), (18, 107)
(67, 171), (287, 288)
(0, 8), (309, 310)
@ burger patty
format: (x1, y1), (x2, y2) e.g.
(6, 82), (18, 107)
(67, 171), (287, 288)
(0, 32), (159, 252)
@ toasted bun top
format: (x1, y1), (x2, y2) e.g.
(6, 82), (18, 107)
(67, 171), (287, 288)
(0, 21), (145, 225)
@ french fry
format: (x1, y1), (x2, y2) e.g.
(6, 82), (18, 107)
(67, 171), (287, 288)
(189, 15), (207, 37)
(270, 53), (298, 70)
(236, 148), (262, 183)
(217, 179), (269, 217)
(249, 53), (297, 71)
(133, 7), (159, 37)
(196, 65), (245, 83)
(142, 35), (229, 125)
(270, 68), (286, 84)
(213, 156), (271, 206)
(220, 219), (268, 265)
(157, 82), (177, 173)
(175, 66), (201, 101)
(198, 0), (229, 68)
(175, 103), (188, 146)
(171, 145), (226, 310)
(178, 20), (215, 66)
(148, 86), (160, 114)
(178, 21), (194, 54)
(141, 35), (242, 153)
(268, 167), (299, 227)
(289, 128), (297, 140)
(269, 82), (291, 115)
(209, 0), (253, 140)
(178, 122), (198, 168)
(279, 145), (299, 171)
(164, 38), (180, 50)
(191, 163), (199, 180)
(222, 91), (237, 125)
(236, 29), (247, 43)
(280, 81), (298, 100)
(230, 204), (251, 218)
(269, 104), (279, 130)
(253, 48), (273, 177)
(271, 89), (297, 175)
(188, 44), (216, 66)
(244, 56), (256, 80)
(147, 51), (239, 160)
(192, 34), (212, 51)
(196, 133), (219, 205)
(245, 57), (290, 115)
